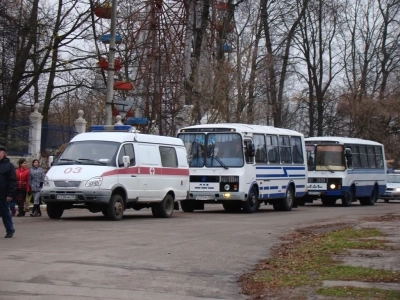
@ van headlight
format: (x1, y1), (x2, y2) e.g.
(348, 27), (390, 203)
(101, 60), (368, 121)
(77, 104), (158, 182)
(330, 184), (336, 189)
(43, 176), (50, 187)
(86, 176), (103, 187)
(396, 188), (400, 192)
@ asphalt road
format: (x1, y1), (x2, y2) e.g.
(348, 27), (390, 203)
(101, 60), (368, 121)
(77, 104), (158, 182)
(0, 200), (398, 300)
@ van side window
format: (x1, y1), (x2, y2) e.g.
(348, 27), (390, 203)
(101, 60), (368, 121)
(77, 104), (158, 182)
(359, 146), (368, 168)
(291, 136), (304, 163)
(279, 136), (292, 164)
(375, 146), (384, 168)
(367, 147), (376, 168)
(160, 146), (178, 167)
(118, 144), (135, 167)
(351, 145), (360, 168)
(253, 134), (266, 163)
(266, 135), (279, 163)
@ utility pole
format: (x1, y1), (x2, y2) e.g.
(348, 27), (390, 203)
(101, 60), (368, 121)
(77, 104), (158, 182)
(105, 0), (117, 125)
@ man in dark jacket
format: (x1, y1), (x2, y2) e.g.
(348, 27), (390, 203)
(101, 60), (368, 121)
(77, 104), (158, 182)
(0, 145), (16, 238)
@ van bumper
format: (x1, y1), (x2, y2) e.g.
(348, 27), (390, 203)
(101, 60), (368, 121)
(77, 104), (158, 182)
(40, 189), (112, 204)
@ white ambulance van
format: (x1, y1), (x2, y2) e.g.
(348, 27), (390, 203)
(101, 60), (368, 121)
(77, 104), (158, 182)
(41, 125), (189, 220)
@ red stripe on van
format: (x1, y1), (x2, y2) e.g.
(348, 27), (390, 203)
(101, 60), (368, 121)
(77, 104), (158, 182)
(102, 167), (189, 177)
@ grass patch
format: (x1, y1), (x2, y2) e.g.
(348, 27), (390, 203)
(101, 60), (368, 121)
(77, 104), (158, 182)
(241, 226), (400, 293)
(317, 286), (400, 299)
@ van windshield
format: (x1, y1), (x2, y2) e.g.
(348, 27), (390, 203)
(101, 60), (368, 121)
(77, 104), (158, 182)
(178, 133), (244, 168)
(55, 141), (119, 166)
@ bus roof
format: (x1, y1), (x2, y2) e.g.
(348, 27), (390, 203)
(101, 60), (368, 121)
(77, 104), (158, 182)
(305, 136), (383, 146)
(71, 132), (184, 146)
(179, 123), (303, 136)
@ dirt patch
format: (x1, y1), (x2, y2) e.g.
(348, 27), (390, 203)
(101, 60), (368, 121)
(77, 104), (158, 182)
(238, 215), (400, 300)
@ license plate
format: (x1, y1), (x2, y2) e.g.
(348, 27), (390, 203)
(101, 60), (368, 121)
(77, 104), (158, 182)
(56, 194), (77, 200)
(308, 191), (321, 195)
(195, 196), (214, 200)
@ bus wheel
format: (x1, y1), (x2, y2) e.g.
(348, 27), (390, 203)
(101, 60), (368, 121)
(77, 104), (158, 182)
(273, 186), (294, 211)
(180, 200), (195, 212)
(222, 202), (242, 212)
(47, 203), (64, 219)
(243, 188), (259, 213)
(360, 186), (378, 206)
(107, 194), (124, 220)
(342, 188), (354, 207)
(152, 194), (174, 218)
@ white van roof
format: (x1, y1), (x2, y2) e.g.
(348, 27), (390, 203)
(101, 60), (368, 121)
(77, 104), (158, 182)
(71, 132), (184, 146)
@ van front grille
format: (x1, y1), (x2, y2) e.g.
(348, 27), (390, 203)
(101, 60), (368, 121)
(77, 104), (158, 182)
(54, 181), (81, 188)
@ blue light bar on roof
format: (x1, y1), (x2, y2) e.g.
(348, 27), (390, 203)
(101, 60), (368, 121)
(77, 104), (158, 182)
(89, 125), (132, 132)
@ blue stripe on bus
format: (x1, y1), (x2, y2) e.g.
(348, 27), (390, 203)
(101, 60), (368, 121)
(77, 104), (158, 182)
(270, 186), (279, 190)
(296, 185), (305, 188)
(282, 185), (287, 189)
(269, 193), (285, 198)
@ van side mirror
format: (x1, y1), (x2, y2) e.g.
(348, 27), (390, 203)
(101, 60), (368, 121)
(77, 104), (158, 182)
(122, 155), (130, 168)
(48, 156), (54, 168)
(247, 144), (255, 157)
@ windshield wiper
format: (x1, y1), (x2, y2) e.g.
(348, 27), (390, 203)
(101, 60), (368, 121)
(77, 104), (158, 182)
(324, 163), (334, 173)
(212, 154), (228, 169)
(78, 158), (106, 165)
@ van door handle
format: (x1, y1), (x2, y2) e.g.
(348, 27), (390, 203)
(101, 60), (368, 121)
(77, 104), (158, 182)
(131, 175), (136, 177)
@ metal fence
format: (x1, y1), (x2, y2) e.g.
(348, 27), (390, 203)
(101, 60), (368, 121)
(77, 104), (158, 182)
(0, 120), (76, 156)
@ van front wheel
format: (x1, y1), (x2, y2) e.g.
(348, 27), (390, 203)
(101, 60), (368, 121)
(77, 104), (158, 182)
(152, 194), (174, 218)
(47, 203), (64, 219)
(107, 194), (124, 220)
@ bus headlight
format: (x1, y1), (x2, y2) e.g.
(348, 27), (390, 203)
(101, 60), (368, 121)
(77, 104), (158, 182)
(224, 184), (230, 191)
(86, 176), (103, 187)
(396, 188), (400, 192)
(330, 184), (336, 189)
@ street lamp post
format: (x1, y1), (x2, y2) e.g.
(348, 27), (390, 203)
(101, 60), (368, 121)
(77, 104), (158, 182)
(105, 0), (118, 125)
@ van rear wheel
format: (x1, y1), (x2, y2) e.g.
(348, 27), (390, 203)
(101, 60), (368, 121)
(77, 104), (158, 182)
(107, 194), (124, 220)
(152, 194), (174, 218)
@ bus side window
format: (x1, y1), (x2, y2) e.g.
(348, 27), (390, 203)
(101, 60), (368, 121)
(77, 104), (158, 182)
(345, 148), (353, 169)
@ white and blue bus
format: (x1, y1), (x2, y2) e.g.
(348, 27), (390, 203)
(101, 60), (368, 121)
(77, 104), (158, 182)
(177, 123), (308, 213)
(304, 137), (386, 206)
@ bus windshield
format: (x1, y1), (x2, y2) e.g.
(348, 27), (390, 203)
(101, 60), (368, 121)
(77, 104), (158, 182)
(178, 133), (244, 168)
(315, 145), (346, 171)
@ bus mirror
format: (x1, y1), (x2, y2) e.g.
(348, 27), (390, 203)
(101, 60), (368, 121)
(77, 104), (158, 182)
(247, 144), (255, 157)
(122, 156), (130, 168)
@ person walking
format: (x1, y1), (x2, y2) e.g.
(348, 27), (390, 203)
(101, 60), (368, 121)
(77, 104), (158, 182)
(15, 158), (30, 217)
(29, 159), (45, 217)
(0, 145), (16, 238)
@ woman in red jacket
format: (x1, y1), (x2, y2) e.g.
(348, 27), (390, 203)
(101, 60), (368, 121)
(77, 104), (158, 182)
(15, 158), (30, 217)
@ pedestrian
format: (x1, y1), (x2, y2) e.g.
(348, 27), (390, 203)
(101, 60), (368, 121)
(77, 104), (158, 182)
(29, 159), (45, 217)
(15, 158), (30, 217)
(0, 145), (16, 238)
